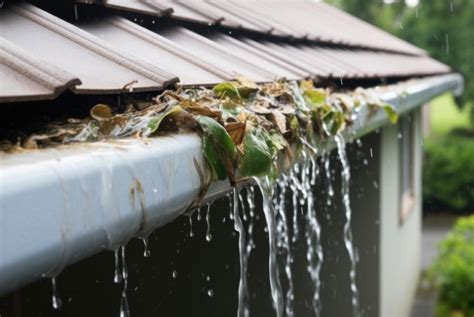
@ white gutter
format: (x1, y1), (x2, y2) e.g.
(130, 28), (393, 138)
(0, 73), (463, 294)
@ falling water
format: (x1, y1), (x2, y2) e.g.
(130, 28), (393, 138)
(232, 188), (250, 317)
(289, 167), (301, 243)
(119, 246), (131, 317)
(245, 186), (256, 256)
(188, 215), (194, 238)
(205, 204), (213, 242)
(254, 177), (284, 317)
(197, 207), (202, 221)
(324, 153), (334, 206)
(114, 249), (122, 284)
(229, 194), (235, 221)
(302, 156), (323, 316)
(335, 134), (360, 317)
(140, 237), (151, 258)
(275, 175), (295, 317)
(51, 277), (62, 310)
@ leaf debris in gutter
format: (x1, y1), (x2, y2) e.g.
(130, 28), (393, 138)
(0, 77), (398, 184)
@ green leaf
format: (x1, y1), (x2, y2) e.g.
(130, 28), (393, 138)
(146, 105), (182, 135)
(202, 136), (227, 180)
(213, 82), (241, 100)
(383, 104), (399, 124)
(304, 89), (326, 109)
(196, 116), (237, 182)
(239, 130), (273, 177)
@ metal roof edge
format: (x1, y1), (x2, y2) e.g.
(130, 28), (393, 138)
(0, 73), (463, 295)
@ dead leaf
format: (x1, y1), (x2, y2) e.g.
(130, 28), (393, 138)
(90, 104), (112, 121)
(271, 111), (287, 134)
(225, 121), (246, 145)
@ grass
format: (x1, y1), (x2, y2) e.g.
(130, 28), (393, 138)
(429, 93), (471, 137)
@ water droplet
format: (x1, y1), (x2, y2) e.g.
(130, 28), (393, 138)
(172, 270), (178, 279)
(197, 207), (202, 221)
(207, 289), (214, 297)
(141, 237), (151, 258)
(363, 159), (368, 166)
(398, 133), (403, 139)
(189, 216), (194, 238)
(205, 204), (212, 242)
(114, 249), (122, 284)
(51, 277), (62, 310)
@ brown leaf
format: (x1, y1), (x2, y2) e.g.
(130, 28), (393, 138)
(90, 104), (112, 121)
(181, 100), (221, 120)
(271, 111), (287, 134)
(99, 115), (128, 136)
(225, 122), (246, 145)
(249, 104), (272, 115)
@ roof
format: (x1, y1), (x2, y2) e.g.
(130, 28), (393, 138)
(0, 1), (451, 103)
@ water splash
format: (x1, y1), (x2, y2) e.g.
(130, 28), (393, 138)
(232, 187), (250, 317)
(254, 177), (284, 317)
(205, 204), (213, 242)
(335, 134), (360, 317)
(51, 277), (62, 310)
(119, 246), (130, 317)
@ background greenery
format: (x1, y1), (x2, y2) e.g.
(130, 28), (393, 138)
(428, 215), (474, 317)
(326, 0), (474, 126)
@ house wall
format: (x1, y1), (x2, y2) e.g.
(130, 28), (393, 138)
(379, 109), (422, 317)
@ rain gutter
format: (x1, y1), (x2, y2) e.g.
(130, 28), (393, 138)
(0, 73), (463, 295)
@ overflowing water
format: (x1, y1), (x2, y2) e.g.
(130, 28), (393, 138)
(51, 277), (62, 310)
(335, 134), (360, 317)
(188, 215), (194, 238)
(245, 186), (256, 256)
(119, 246), (130, 317)
(205, 204), (213, 242)
(274, 175), (295, 317)
(302, 156), (324, 317)
(140, 237), (151, 258)
(254, 177), (284, 317)
(232, 188), (250, 317)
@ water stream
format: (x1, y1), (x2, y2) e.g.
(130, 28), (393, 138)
(232, 188), (250, 317)
(119, 246), (130, 317)
(275, 175), (295, 317)
(254, 177), (284, 317)
(205, 204), (212, 242)
(51, 277), (62, 310)
(335, 134), (360, 317)
(302, 156), (323, 317)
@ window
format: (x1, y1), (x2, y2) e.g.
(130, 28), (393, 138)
(399, 113), (416, 224)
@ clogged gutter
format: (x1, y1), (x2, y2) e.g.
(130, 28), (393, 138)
(0, 77), (397, 189)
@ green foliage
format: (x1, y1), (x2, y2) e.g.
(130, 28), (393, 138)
(428, 215), (474, 317)
(212, 82), (241, 100)
(196, 116), (237, 182)
(239, 128), (273, 177)
(382, 104), (399, 124)
(423, 131), (474, 212)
